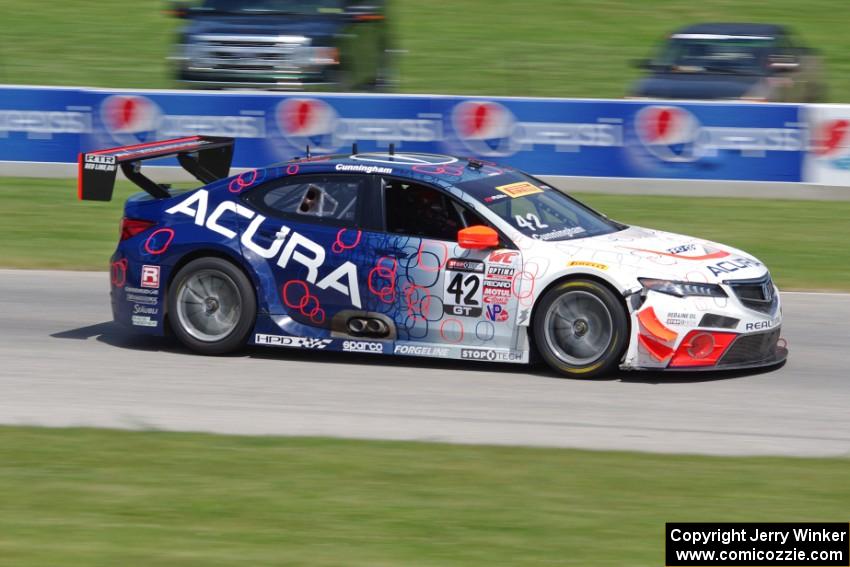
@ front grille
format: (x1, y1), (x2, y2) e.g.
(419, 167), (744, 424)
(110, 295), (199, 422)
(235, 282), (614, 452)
(718, 329), (780, 366)
(698, 313), (740, 329)
(191, 35), (302, 73)
(726, 274), (778, 314)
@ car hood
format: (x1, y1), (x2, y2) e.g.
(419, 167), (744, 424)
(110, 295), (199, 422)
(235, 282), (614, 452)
(184, 14), (342, 41)
(529, 225), (768, 286)
(631, 72), (762, 100)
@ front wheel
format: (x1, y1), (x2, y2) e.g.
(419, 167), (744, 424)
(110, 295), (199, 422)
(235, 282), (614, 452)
(532, 279), (628, 378)
(167, 257), (256, 355)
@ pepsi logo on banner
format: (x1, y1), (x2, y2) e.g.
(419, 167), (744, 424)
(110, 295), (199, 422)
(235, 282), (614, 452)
(100, 94), (161, 144)
(812, 119), (849, 158)
(452, 100), (517, 157)
(635, 105), (701, 163)
(276, 97), (339, 153)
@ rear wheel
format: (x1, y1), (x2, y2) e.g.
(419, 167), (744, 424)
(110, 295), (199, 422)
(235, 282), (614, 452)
(532, 279), (628, 378)
(168, 257), (256, 355)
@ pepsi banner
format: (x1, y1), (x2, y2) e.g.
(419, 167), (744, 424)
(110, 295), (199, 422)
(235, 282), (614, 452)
(0, 85), (807, 182)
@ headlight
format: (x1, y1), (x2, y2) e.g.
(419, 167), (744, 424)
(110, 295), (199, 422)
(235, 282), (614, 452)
(638, 278), (727, 298)
(293, 46), (339, 68)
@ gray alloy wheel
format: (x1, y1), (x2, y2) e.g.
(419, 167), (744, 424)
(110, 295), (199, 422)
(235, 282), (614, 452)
(168, 257), (256, 355)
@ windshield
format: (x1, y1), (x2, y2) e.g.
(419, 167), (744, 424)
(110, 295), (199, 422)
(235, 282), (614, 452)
(457, 173), (623, 242)
(197, 0), (343, 15)
(655, 35), (773, 74)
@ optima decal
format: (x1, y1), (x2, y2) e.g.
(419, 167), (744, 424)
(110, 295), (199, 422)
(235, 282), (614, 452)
(166, 190), (362, 308)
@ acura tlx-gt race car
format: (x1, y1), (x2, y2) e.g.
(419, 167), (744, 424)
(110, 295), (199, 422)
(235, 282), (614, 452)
(78, 136), (787, 378)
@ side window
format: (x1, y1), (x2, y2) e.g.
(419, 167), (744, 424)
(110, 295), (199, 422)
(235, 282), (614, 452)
(383, 179), (487, 241)
(245, 175), (364, 225)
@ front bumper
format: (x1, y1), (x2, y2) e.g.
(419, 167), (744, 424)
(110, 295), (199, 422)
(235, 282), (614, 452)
(623, 286), (785, 372)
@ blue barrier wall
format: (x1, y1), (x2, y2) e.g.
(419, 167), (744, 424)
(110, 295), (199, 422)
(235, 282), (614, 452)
(0, 86), (806, 181)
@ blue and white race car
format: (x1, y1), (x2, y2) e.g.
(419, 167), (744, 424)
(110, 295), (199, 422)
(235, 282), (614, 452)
(79, 136), (786, 378)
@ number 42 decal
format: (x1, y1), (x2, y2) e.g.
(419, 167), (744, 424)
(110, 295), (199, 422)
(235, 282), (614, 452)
(444, 272), (483, 317)
(515, 213), (548, 231)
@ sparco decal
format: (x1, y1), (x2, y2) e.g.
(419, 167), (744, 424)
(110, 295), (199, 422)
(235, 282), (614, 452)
(707, 257), (764, 277)
(394, 344), (449, 357)
(166, 190), (362, 308)
(342, 340), (384, 353)
(255, 334), (332, 349)
(460, 348), (522, 362)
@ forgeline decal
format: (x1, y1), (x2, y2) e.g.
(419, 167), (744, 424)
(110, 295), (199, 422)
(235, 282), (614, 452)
(254, 334), (332, 349)
(166, 190), (362, 308)
(342, 340), (384, 353)
(394, 344), (449, 357)
(707, 257), (764, 277)
(567, 260), (608, 270)
(494, 181), (543, 198)
(460, 348), (522, 362)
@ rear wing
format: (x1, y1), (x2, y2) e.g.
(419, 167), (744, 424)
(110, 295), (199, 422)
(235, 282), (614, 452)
(77, 136), (234, 201)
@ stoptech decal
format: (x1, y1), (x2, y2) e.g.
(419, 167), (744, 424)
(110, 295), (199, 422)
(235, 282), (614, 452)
(254, 334), (332, 349)
(166, 190), (362, 308)
(460, 348), (522, 362)
(444, 260), (484, 317)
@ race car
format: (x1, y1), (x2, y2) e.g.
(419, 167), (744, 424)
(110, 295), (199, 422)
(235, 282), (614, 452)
(78, 136), (787, 378)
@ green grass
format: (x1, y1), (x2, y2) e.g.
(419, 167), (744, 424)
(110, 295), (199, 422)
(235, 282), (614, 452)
(1, 0), (850, 100)
(1, 177), (847, 290)
(0, 426), (848, 566)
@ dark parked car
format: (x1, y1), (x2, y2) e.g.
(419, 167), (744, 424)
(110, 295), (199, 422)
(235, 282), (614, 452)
(169, 0), (393, 91)
(630, 23), (825, 102)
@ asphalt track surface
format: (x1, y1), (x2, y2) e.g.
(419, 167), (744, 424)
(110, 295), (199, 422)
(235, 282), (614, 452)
(1, 269), (848, 457)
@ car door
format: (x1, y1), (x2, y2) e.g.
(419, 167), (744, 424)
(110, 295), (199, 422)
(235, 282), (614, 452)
(240, 173), (380, 334)
(357, 176), (524, 356)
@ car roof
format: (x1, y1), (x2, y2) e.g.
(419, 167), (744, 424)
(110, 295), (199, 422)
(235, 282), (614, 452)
(673, 22), (785, 38)
(255, 152), (517, 187)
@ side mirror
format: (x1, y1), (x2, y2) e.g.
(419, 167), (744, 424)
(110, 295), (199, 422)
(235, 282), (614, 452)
(458, 225), (499, 250)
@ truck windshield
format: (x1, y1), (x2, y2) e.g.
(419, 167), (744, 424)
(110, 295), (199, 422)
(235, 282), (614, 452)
(198, 0), (343, 15)
(655, 35), (773, 74)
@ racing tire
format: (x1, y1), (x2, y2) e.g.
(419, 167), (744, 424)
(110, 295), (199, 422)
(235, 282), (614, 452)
(532, 279), (628, 379)
(167, 257), (256, 355)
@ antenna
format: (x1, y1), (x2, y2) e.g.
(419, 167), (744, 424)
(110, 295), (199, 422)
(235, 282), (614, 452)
(306, 145), (311, 159)
(352, 142), (358, 155)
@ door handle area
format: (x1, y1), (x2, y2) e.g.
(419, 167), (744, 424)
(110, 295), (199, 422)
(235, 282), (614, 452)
(375, 248), (409, 258)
